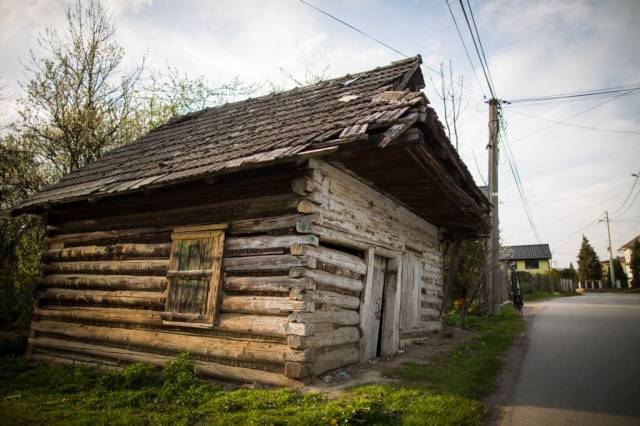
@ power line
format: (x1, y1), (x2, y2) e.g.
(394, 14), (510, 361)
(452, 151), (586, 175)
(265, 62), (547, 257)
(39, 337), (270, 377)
(297, 0), (409, 58)
(615, 184), (640, 218)
(506, 84), (640, 104)
(508, 90), (637, 144)
(444, 0), (487, 99)
(298, 0), (484, 99)
(502, 107), (640, 135)
(611, 171), (640, 216)
(465, 0), (496, 93)
(457, 0), (496, 98)
(499, 112), (541, 242)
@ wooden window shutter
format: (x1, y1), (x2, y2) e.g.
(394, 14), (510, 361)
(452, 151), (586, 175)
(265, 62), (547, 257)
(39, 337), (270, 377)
(161, 224), (227, 327)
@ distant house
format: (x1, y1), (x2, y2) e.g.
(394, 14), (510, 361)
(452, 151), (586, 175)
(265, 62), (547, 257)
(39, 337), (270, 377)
(600, 257), (626, 288)
(501, 244), (552, 274)
(618, 235), (639, 286)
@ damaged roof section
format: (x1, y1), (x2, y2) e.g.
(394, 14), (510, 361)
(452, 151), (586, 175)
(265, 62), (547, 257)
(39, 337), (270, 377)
(14, 55), (490, 237)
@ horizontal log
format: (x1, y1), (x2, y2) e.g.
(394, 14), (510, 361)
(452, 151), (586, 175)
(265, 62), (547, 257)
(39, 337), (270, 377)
(229, 214), (313, 235)
(43, 260), (168, 275)
(31, 320), (310, 364)
(38, 288), (165, 308)
(59, 194), (300, 234)
(288, 327), (360, 349)
(289, 310), (359, 326)
(35, 306), (163, 326)
(304, 290), (360, 310)
(224, 255), (316, 272)
(311, 344), (360, 376)
(222, 296), (313, 315)
(34, 306), (309, 337)
(289, 267), (362, 293)
(39, 274), (167, 291)
(43, 243), (171, 261)
(297, 222), (402, 258)
(226, 235), (318, 251)
(46, 227), (172, 245)
(291, 245), (366, 275)
(224, 276), (315, 293)
(29, 337), (303, 386)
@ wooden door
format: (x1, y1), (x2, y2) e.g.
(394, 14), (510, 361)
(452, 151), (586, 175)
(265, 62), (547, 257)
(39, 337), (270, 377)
(360, 250), (388, 362)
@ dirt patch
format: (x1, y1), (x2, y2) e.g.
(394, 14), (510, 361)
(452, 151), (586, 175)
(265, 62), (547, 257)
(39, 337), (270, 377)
(304, 326), (474, 396)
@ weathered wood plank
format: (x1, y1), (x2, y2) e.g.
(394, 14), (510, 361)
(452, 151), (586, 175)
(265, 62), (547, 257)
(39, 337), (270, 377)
(224, 255), (316, 272)
(31, 320), (310, 363)
(302, 290), (361, 310)
(380, 257), (402, 357)
(224, 276), (315, 293)
(38, 288), (165, 308)
(39, 274), (167, 291)
(229, 214), (313, 235)
(222, 296), (313, 315)
(289, 310), (359, 326)
(290, 245), (366, 275)
(43, 244), (171, 261)
(35, 305), (163, 326)
(29, 337), (304, 386)
(289, 267), (363, 293)
(43, 260), (168, 275)
(226, 234), (318, 251)
(287, 327), (360, 349)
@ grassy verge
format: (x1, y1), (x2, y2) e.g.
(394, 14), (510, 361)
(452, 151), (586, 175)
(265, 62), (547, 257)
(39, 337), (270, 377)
(0, 307), (524, 425)
(523, 291), (581, 302)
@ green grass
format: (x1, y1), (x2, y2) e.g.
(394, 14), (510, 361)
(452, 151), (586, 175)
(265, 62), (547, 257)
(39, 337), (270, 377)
(523, 291), (581, 302)
(0, 307), (524, 425)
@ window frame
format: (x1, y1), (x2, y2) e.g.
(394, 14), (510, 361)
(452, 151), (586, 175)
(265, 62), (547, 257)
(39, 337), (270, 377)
(161, 223), (227, 328)
(524, 259), (540, 270)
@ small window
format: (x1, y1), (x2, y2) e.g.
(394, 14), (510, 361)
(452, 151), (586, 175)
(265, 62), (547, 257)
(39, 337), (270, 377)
(524, 259), (539, 269)
(161, 224), (227, 327)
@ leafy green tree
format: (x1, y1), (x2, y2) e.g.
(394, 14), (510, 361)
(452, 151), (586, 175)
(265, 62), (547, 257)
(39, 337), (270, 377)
(135, 67), (256, 132)
(0, 136), (47, 328)
(577, 236), (602, 285)
(631, 240), (640, 288)
(612, 258), (628, 288)
(15, 0), (143, 178)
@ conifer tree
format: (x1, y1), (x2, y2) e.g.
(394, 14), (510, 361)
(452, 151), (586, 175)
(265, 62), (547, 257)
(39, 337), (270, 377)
(577, 236), (602, 285)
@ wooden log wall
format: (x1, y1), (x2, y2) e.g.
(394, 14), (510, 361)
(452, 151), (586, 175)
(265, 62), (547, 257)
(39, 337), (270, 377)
(30, 160), (445, 384)
(293, 159), (444, 358)
(31, 167), (327, 386)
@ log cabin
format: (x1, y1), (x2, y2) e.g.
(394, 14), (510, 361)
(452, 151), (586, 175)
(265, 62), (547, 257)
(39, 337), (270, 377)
(13, 55), (490, 386)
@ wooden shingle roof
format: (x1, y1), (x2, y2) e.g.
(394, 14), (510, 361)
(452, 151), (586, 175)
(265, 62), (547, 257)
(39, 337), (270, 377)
(15, 55), (490, 237)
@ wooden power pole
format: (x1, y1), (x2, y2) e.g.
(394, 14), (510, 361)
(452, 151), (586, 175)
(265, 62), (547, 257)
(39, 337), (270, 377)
(487, 99), (500, 314)
(604, 210), (617, 288)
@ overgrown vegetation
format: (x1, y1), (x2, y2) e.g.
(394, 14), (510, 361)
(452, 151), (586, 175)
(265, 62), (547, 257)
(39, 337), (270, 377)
(0, 307), (523, 425)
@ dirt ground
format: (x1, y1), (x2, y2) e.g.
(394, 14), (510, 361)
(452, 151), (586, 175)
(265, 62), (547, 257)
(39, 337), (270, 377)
(304, 326), (474, 396)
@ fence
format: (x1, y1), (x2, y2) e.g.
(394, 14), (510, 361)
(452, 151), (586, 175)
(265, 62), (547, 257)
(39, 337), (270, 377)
(516, 272), (576, 295)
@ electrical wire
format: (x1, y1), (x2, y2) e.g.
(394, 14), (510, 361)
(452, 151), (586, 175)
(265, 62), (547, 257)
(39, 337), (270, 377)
(615, 185), (640, 218)
(508, 89), (637, 144)
(465, 0), (496, 93)
(444, 0), (487, 99)
(499, 115), (541, 243)
(297, 0), (484, 99)
(611, 171), (640, 216)
(297, 0), (409, 57)
(506, 84), (640, 105)
(457, 0), (496, 98)
(502, 107), (640, 135)
(471, 148), (487, 185)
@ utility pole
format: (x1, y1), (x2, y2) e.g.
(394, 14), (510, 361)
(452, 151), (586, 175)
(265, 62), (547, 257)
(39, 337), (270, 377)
(486, 99), (500, 314)
(603, 210), (617, 288)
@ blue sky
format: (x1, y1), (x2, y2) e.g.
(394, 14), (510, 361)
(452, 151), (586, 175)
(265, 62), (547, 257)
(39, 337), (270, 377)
(1, 0), (639, 267)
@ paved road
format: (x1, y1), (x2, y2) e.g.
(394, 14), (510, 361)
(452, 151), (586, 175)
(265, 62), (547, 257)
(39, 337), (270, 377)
(497, 293), (640, 426)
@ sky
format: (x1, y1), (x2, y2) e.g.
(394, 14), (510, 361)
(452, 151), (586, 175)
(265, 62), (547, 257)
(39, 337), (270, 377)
(1, 0), (639, 268)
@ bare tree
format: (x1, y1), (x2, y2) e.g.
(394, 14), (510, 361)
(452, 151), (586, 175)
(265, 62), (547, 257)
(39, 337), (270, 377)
(431, 61), (466, 150)
(15, 0), (143, 178)
(136, 67), (257, 131)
